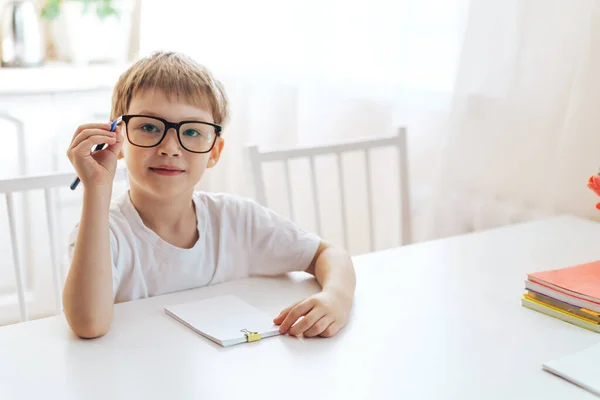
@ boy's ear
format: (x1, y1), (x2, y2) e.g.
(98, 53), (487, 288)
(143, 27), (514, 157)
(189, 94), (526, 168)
(116, 124), (124, 160)
(207, 138), (225, 169)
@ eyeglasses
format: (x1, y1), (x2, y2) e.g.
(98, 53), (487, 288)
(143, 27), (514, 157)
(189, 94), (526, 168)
(121, 114), (222, 154)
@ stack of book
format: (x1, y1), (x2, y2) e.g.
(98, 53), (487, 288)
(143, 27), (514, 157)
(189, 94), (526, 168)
(522, 260), (600, 332)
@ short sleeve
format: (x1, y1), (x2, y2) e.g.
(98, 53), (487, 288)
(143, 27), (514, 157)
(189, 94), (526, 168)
(67, 223), (120, 299)
(243, 199), (321, 276)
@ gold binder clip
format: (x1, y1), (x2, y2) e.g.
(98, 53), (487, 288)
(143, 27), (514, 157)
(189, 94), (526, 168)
(241, 329), (261, 342)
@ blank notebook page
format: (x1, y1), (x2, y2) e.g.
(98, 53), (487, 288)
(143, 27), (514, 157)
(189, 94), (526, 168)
(164, 294), (281, 346)
(543, 342), (600, 396)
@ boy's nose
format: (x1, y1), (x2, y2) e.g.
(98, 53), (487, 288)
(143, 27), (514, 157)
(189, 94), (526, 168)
(157, 128), (182, 157)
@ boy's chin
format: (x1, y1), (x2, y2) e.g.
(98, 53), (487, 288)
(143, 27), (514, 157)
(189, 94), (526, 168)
(137, 179), (200, 198)
(128, 170), (205, 197)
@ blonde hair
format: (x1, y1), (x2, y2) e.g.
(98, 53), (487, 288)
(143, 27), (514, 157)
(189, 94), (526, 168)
(110, 51), (229, 127)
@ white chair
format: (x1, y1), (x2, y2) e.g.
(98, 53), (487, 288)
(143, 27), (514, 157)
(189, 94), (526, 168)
(247, 127), (412, 253)
(0, 113), (26, 176)
(0, 166), (127, 322)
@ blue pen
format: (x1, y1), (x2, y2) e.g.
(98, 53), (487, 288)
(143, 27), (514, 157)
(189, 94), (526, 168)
(70, 117), (122, 190)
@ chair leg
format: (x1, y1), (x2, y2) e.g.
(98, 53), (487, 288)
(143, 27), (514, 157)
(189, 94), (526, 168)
(397, 127), (412, 245)
(45, 189), (63, 315)
(6, 193), (28, 322)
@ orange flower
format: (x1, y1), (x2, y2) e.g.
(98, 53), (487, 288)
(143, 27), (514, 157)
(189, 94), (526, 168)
(588, 175), (600, 209)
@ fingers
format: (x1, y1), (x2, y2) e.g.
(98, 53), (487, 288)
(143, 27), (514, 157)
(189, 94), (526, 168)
(70, 128), (116, 150)
(70, 135), (117, 160)
(105, 138), (124, 159)
(319, 322), (342, 338)
(105, 124), (125, 157)
(273, 308), (291, 325)
(303, 315), (335, 338)
(70, 123), (112, 145)
(278, 299), (315, 334)
(288, 307), (326, 336)
(273, 299), (303, 325)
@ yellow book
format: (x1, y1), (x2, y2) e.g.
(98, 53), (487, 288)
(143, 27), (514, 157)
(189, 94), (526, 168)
(522, 295), (600, 333)
(526, 291), (600, 323)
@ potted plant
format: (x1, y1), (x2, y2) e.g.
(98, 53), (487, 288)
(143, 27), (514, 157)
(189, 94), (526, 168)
(40, 0), (134, 65)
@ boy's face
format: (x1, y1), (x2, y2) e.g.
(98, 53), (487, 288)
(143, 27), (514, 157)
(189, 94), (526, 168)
(119, 89), (224, 198)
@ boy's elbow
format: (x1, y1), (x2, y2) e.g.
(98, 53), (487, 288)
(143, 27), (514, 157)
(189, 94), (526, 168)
(62, 284), (114, 339)
(63, 304), (113, 339)
(70, 319), (111, 339)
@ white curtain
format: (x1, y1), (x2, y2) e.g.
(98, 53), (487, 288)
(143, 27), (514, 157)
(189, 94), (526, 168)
(139, 0), (467, 253)
(429, 0), (600, 239)
(139, 0), (600, 250)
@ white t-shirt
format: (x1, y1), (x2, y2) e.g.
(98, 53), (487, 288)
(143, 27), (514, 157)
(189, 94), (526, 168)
(67, 191), (321, 303)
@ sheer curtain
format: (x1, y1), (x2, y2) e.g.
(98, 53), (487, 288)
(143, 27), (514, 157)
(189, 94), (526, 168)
(139, 0), (467, 252)
(429, 0), (600, 239)
(140, 0), (599, 249)
(141, 0), (600, 247)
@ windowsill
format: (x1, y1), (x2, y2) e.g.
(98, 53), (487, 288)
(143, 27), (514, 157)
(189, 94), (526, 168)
(0, 62), (129, 95)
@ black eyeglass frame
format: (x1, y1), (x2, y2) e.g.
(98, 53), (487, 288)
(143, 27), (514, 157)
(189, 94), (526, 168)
(121, 114), (223, 154)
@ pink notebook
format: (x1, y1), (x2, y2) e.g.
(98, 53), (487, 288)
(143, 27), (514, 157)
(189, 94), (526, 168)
(528, 260), (600, 303)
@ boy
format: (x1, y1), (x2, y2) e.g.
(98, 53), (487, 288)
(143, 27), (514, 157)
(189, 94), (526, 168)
(64, 51), (356, 339)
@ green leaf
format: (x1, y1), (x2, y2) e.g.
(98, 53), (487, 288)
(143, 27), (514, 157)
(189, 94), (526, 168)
(40, 0), (120, 21)
(40, 0), (61, 21)
(96, 3), (119, 20)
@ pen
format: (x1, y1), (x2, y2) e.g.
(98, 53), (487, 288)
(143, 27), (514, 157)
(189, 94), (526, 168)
(70, 117), (122, 190)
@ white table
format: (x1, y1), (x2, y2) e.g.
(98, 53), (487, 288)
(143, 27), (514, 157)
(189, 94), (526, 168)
(1, 215), (600, 400)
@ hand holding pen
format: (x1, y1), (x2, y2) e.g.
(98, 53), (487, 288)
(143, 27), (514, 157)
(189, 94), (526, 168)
(68, 117), (123, 191)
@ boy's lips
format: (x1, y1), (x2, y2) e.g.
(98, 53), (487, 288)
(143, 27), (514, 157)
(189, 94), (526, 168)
(150, 165), (185, 171)
(149, 165), (185, 175)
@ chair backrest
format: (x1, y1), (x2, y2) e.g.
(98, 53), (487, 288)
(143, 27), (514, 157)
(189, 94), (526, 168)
(247, 127), (411, 254)
(0, 167), (128, 322)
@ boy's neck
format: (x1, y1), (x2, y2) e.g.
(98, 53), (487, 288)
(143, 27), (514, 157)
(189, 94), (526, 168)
(128, 187), (197, 240)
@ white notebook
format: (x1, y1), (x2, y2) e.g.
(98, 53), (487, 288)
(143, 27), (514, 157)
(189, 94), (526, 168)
(164, 295), (281, 347)
(543, 342), (600, 396)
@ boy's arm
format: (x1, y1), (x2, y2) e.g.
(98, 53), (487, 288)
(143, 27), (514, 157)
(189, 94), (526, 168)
(273, 242), (356, 337)
(305, 242), (356, 300)
(62, 187), (114, 338)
